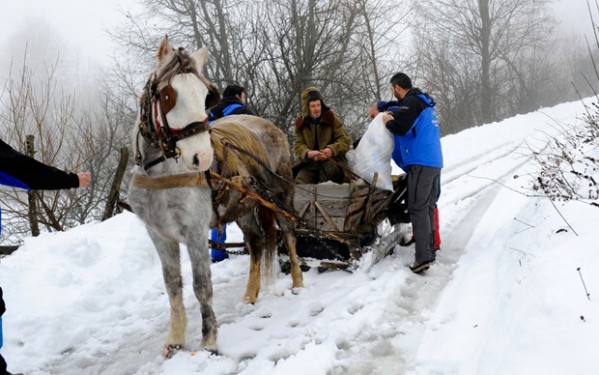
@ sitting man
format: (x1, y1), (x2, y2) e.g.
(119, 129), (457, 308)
(292, 87), (351, 184)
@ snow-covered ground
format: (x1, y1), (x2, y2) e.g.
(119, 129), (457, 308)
(1, 99), (598, 374)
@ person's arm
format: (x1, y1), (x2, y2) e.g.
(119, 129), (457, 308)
(384, 96), (424, 136)
(0, 287), (5, 316)
(324, 113), (351, 157)
(0, 139), (82, 190)
(292, 117), (311, 161)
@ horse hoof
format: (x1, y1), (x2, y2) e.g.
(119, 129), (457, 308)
(291, 286), (303, 295)
(162, 344), (183, 358)
(243, 294), (258, 304)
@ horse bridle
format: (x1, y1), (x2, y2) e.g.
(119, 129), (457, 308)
(136, 49), (220, 171)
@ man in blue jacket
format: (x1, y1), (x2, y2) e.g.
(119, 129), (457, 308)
(383, 72), (443, 274)
(207, 85), (253, 262)
(208, 84), (253, 122)
(1, 138), (90, 375)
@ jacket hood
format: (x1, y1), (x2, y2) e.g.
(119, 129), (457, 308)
(407, 88), (436, 107)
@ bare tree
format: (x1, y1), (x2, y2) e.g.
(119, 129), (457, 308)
(0, 63), (83, 239)
(0, 48), (134, 244)
(412, 0), (555, 131)
(111, 0), (411, 146)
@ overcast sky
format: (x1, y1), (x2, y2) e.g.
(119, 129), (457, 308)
(0, 0), (137, 66)
(0, 0), (595, 68)
(555, 0), (596, 36)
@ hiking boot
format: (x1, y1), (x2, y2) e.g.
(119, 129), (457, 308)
(409, 259), (435, 274)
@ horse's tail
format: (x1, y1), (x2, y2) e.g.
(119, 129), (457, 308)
(258, 204), (278, 281)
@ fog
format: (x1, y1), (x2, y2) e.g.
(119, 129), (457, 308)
(554, 0), (596, 38)
(0, 0), (596, 69)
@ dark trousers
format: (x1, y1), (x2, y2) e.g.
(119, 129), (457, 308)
(0, 352), (7, 375)
(294, 159), (344, 184)
(407, 165), (441, 263)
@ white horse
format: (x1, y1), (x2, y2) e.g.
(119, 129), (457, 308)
(128, 36), (303, 357)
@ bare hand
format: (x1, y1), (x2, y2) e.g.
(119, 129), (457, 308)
(77, 172), (92, 188)
(306, 150), (321, 160)
(315, 147), (333, 161)
(382, 112), (394, 124)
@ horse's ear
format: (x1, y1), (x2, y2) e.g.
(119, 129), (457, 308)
(157, 35), (173, 64)
(191, 47), (209, 72)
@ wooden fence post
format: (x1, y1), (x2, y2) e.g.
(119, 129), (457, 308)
(102, 147), (129, 221)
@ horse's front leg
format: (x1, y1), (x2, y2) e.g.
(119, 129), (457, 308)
(150, 233), (187, 357)
(186, 233), (218, 354)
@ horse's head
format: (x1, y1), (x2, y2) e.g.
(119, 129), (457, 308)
(138, 36), (220, 172)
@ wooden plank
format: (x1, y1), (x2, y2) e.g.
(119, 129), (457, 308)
(297, 202), (310, 218)
(293, 181), (394, 233)
(314, 200), (340, 231)
(310, 186), (317, 228)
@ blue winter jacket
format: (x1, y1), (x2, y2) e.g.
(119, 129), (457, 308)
(388, 92), (443, 169)
(208, 96), (253, 123)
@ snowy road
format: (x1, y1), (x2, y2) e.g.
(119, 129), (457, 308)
(1, 100), (595, 375)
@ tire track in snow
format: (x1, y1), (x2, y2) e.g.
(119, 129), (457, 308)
(351, 137), (548, 373)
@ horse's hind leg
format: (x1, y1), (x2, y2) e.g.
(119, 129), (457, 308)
(150, 234), (188, 357)
(185, 236), (218, 353)
(278, 216), (304, 288)
(242, 228), (263, 304)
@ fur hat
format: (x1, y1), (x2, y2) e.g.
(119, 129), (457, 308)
(300, 86), (329, 117)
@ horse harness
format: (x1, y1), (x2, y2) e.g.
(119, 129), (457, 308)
(135, 48), (219, 171)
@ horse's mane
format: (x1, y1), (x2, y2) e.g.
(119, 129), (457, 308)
(154, 48), (200, 87)
(210, 121), (270, 181)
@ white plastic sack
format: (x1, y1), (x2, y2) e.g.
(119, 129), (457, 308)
(346, 113), (394, 191)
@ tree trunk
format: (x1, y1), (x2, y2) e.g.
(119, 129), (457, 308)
(102, 147), (129, 221)
(478, 0), (495, 123)
(25, 135), (40, 237)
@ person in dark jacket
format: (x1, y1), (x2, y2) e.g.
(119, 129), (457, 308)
(383, 72), (443, 274)
(293, 87), (351, 184)
(207, 85), (253, 262)
(0, 286), (6, 375)
(0, 139), (90, 190)
(0, 138), (90, 375)
(372, 100), (442, 250)
(208, 84), (253, 122)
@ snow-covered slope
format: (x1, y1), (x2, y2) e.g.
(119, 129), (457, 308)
(1, 99), (598, 375)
